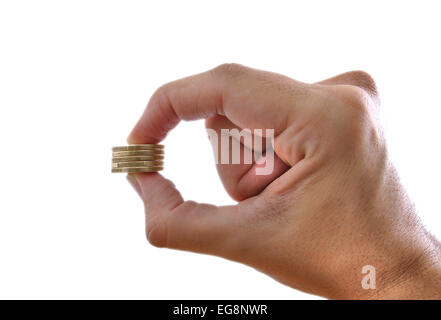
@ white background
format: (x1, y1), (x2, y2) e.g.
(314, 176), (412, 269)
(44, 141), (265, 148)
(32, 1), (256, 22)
(0, 0), (440, 299)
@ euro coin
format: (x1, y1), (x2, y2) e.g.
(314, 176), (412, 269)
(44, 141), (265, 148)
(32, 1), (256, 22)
(112, 161), (164, 168)
(112, 167), (163, 173)
(112, 150), (164, 157)
(112, 144), (164, 152)
(112, 155), (164, 162)
(112, 144), (164, 173)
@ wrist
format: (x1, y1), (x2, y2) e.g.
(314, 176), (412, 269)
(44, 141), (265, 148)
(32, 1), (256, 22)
(370, 240), (441, 299)
(323, 164), (441, 299)
(332, 232), (441, 300)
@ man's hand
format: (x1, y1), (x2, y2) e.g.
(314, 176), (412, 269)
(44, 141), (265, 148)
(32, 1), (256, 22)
(127, 64), (441, 299)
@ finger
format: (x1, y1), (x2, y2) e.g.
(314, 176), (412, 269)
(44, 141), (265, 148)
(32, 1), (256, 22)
(128, 63), (314, 144)
(316, 70), (378, 98)
(132, 172), (252, 257)
(125, 64), (319, 255)
(206, 115), (290, 201)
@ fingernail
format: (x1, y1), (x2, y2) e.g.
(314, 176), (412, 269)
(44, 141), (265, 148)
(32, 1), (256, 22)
(126, 174), (143, 199)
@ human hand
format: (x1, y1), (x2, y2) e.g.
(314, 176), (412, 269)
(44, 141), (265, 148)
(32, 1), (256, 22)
(127, 64), (441, 299)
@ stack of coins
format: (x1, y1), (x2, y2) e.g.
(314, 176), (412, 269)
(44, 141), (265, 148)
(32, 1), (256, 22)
(112, 144), (164, 173)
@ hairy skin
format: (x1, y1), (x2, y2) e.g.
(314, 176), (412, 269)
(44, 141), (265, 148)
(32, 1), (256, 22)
(127, 64), (441, 299)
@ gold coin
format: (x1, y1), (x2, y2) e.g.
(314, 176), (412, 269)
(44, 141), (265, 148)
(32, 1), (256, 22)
(112, 144), (164, 152)
(112, 150), (164, 157)
(112, 155), (164, 162)
(112, 161), (164, 168)
(112, 167), (163, 173)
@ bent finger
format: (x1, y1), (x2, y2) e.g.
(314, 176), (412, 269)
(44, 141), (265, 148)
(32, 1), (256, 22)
(128, 63), (315, 144)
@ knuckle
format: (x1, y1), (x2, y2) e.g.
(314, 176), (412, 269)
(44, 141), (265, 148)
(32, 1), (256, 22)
(320, 84), (377, 147)
(151, 83), (170, 103)
(334, 86), (383, 149)
(341, 85), (372, 113)
(345, 70), (378, 98)
(146, 216), (167, 248)
(323, 82), (373, 121)
(341, 87), (372, 130)
(212, 63), (247, 78)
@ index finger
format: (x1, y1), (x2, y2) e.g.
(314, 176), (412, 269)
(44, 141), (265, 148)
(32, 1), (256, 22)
(128, 63), (312, 144)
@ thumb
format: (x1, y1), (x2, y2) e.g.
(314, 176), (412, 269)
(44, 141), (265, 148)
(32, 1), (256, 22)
(128, 172), (251, 257)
